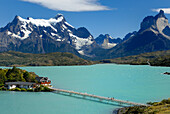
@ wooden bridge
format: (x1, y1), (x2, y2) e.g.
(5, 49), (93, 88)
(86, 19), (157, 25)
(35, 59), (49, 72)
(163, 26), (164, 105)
(50, 87), (149, 106)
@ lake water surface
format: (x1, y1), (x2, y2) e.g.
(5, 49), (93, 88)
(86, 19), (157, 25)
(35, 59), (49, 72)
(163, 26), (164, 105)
(0, 64), (170, 114)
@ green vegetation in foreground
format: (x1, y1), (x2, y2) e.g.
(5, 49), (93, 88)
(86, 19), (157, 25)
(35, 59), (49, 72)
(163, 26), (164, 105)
(0, 51), (93, 66)
(100, 50), (170, 67)
(0, 66), (38, 85)
(117, 98), (170, 114)
(0, 66), (53, 92)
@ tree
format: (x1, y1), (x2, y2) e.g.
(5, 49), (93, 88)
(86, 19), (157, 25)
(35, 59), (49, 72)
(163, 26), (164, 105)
(23, 71), (31, 82)
(18, 73), (26, 82)
(11, 66), (17, 72)
(0, 70), (7, 84)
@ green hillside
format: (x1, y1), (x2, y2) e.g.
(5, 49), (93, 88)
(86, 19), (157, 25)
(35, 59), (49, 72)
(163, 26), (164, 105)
(0, 51), (93, 66)
(118, 98), (170, 114)
(0, 66), (38, 85)
(100, 50), (170, 67)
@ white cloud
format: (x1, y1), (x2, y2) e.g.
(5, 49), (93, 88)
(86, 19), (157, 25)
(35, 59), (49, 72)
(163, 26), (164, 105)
(20, 0), (110, 12)
(152, 8), (170, 14)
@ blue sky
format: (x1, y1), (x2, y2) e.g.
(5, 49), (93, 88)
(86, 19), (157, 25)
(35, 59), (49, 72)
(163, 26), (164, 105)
(0, 0), (170, 38)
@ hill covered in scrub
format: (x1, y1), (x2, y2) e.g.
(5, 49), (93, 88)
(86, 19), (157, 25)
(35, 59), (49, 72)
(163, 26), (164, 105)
(100, 50), (170, 67)
(117, 98), (170, 114)
(0, 51), (93, 66)
(0, 66), (38, 85)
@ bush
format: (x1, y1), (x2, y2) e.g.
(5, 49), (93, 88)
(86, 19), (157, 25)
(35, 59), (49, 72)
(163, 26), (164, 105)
(9, 88), (15, 91)
(27, 88), (33, 92)
(147, 102), (154, 105)
(0, 84), (4, 87)
(43, 86), (52, 92)
(34, 86), (42, 92)
(21, 88), (27, 91)
(15, 88), (21, 91)
(2, 87), (7, 91)
(161, 99), (170, 104)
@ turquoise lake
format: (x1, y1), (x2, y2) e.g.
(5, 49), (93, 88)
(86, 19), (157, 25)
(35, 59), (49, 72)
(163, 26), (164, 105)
(0, 64), (170, 114)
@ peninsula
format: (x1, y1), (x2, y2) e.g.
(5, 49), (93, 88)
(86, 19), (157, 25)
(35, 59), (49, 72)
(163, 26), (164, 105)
(0, 66), (53, 92)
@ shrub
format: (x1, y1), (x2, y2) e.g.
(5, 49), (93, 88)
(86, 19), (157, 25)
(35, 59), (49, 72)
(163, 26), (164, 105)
(27, 88), (33, 92)
(34, 86), (42, 92)
(147, 102), (154, 105)
(0, 84), (4, 87)
(15, 88), (21, 91)
(9, 88), (15, 91)
(43, 86), (52, 92)
(161, 99), (170, 104)
(2, 87), (7, 91)
(21, 88), (27, 91)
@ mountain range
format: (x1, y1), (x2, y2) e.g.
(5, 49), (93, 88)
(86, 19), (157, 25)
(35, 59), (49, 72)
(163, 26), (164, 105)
(103, 10), (170, 59)
(0, 10), (170, 60)
(0, 14), (101, 58)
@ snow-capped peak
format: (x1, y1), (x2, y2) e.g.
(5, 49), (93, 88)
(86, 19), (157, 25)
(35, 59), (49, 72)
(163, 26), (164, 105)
(3, 14), (95, 56)
(17, 16), (64, 27)
(54, 13), (65, 22)
(54, 13), (64, 18)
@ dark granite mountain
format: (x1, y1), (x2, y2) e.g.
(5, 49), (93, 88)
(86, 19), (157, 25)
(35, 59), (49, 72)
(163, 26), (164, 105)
(0, 14), (102, 57)
(104, 10), (170, 59)
(95, 34), (122, 49)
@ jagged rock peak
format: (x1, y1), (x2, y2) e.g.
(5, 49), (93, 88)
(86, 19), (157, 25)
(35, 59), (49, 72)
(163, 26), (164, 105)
(97, 34), (113, 39)
(6, 15), (23, 28)
(12, 15), (21, 22)
(155, 10), (167, 19)
(14, 15), (20, 19)
(54, 13), (65, 21)
(55, 13), (64, 17)
(75, 27), (92, 38)
(105, 34), (114, 39)
(140, 10), (169, 31)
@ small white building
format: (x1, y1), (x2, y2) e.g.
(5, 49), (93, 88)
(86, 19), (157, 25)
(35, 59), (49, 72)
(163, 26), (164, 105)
(5, 82), (37, 89)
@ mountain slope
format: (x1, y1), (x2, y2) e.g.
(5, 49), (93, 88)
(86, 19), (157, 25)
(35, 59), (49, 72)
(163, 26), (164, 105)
(0, 51), (93, 66)
(104, 10), (170, 59)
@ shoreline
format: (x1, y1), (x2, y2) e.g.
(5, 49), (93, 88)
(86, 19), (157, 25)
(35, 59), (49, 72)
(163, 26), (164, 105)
(0, 63), (170, 67)
(113, 98), (170, 114)
(112, 108), (121, 114)
(113, 107), (130, 114)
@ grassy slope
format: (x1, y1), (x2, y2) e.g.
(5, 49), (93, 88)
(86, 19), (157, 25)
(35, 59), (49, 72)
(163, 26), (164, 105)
(0, 51), (93, 66)
(118, 98), (170, 114)
(100, 50), (170, 66)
